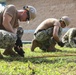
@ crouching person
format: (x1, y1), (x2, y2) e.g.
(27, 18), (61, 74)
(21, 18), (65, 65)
(0, 4), (37, 58)
(31, 16), (70, 52)
(62, 28), (76, 48)
(0, 27), (24, 58)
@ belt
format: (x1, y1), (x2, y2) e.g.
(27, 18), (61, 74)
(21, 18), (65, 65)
(34, 29), (45, 35)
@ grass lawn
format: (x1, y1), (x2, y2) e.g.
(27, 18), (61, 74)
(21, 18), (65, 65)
(0, 44), (76, 75)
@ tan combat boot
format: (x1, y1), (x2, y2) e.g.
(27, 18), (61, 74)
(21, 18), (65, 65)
(3, 46), (18, 57)
(31, 39), (41, 51)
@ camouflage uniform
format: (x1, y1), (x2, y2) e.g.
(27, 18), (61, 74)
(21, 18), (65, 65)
(0, 26), (23, 49)
(62, 28), (76, 48)
(3, 27), (24, 56)
(34, 27), (62, 51)
(0, 5), (19, 56)
(0, 30), (17, 48)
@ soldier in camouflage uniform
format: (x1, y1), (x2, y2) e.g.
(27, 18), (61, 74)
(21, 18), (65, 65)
(31, 16), (70, 52)
(62, 28), (76, 48)
(0, 4), (37, 58)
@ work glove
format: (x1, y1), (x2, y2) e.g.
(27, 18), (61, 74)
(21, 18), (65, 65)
(14, 46), (25, 57)
(14, 37), (25, 57)
(57, 41), (65, 47)
(14, 27), (25, 57)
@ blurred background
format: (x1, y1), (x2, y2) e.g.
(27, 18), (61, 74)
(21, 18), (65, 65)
(5, 0), (76, 41)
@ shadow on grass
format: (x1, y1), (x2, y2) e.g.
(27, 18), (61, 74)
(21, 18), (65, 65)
(0, 48), (76, 64)
(2, 54), (76, 64)
(1, 56), (65, 64)
(34, 48), (76, 53)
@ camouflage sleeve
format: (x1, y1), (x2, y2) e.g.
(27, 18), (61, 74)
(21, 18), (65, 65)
(0, 30), (17, 48)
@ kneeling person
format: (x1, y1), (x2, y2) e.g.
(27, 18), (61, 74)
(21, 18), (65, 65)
(62, 28), (76, 48)
(0, 4), (37, 58)
(31, 16), (70, 52)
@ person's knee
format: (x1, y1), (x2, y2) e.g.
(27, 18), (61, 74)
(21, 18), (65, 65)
(0, 30), (17, 48)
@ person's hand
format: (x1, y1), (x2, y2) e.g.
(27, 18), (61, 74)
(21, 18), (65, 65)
(57, 41), (65, 47)
(14, 46), (25, 57)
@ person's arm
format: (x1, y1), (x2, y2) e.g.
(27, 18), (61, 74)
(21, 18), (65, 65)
(53, 24), (64, 47)
(2, 13), (15, 33)
(53, 25), (60, 42)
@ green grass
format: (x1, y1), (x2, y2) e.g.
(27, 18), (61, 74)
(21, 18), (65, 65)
(0, 44), (76, 75)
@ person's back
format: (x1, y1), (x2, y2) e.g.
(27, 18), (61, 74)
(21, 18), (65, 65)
(35, 18), (60, 33)
(0, 4), (19, 30)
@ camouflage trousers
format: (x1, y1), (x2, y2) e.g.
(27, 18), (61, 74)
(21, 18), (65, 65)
(64, 38), (76, 48)
(34, 27), (53, 42)
(39, 37), (56, 51)
(0, 30), (17, 48)
(34, 27), (62, 42)
(34, 27), (62, 50)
